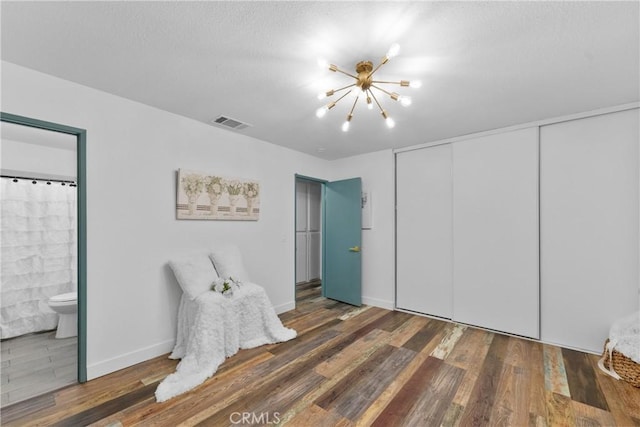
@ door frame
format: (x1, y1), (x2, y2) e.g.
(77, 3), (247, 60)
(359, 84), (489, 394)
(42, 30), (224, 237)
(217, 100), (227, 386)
(1, 112), (88, 383)
(294, 174), (327, 302)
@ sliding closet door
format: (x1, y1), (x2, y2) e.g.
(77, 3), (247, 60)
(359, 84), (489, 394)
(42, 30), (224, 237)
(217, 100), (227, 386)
(453, 128), (539, 338)
(396, 145), (453, 318)
(540, 109), (639, 353)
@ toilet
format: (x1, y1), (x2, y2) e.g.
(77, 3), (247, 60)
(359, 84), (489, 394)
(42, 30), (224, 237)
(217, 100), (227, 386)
(48, 292), (78, 339)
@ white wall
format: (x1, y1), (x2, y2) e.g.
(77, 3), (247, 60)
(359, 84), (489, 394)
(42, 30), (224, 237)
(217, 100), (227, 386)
(330, 150), (395, 309)
(1, 61), (330, 379)
(1, 138), (76, 179)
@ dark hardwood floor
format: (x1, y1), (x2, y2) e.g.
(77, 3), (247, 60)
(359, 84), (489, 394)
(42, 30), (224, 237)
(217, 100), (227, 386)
(295, 279), (322, 304)
(2, 283), (639, 426)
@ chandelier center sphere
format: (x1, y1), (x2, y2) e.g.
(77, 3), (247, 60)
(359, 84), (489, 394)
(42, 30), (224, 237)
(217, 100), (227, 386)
(355, 61), (374, 91)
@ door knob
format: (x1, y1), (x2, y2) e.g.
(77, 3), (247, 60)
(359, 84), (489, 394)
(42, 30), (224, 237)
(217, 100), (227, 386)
(349, 246), (361, 252)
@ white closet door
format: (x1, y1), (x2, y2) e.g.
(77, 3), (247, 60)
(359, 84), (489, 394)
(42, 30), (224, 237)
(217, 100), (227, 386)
(453, 128), (539, 338)
(296, 180), (322, 283)
(396, 145), (453, 318)
(295, 181), (308, 283)
(308, 182), (322, 232)
(296, 181), (308, 232)
(296, 234), (308, 284)
(308, 182), (322, 280)
(540, 109), (639, 353)
(309, 232), (322, 280)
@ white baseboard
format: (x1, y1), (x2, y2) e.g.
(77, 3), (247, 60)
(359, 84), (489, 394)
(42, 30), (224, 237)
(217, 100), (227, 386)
(87, 339), (175, 380)
(87, 301), (294, 380)
(362, 296), (394, 310)
(538, 338), (601, 356)
(394, 308), (602, 356)
(274, 301), (295, 314)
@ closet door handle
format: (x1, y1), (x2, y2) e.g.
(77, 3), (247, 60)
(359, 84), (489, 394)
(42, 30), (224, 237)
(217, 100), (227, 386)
(349, 246), (360, 253)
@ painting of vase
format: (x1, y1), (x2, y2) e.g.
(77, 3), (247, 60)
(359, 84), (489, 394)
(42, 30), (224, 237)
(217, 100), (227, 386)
(176, 169), (260, 221)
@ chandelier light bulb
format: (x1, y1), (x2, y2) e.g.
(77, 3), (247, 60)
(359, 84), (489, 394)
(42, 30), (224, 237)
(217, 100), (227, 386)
(386, 43), (400, 59)
(409, 80), (422, 89)
(317, 92), (326, 100)
(317, 58), (329, 69)
(341, 121), (350, 132)
(386, 117), (396, 128)
(316, 106), (328, 118)
(400, 96), (412, 107)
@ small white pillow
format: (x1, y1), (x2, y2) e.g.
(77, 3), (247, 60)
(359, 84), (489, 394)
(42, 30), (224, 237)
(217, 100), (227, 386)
(209, 245), (250, 283)
(169, 254), (219, 300)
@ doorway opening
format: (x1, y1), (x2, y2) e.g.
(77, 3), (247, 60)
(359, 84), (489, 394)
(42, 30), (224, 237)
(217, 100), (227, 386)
(0, 113), (87, 408)
(295, 177), (323, 306)
(294, 174), (363, 308)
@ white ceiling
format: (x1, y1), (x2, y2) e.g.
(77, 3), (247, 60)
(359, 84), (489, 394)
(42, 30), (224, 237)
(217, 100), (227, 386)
(1, 1), (638, 160)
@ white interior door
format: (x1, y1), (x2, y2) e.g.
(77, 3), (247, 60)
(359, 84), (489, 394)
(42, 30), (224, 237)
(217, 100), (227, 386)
(296, 181), (307, 232)
(295, 234), (308, 283)
(453, 128), (539, 339)
(540, 109), (639, 352)
(396, 145), (453, 318)
(296, 181), (308, 284)
(295, 180), (322, 283)
(308, 233), (321, 280)
(308, 182), (322, 280)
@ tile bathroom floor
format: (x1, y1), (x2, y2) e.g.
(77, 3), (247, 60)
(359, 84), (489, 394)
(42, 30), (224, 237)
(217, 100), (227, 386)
(1, 330), (77, 406)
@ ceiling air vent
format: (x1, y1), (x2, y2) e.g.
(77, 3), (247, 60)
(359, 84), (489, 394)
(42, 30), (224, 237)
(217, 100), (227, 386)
(212, 115), (252, 131)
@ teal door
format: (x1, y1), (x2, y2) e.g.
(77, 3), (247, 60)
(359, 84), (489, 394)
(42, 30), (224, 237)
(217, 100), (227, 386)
(323, 178), (362, 306)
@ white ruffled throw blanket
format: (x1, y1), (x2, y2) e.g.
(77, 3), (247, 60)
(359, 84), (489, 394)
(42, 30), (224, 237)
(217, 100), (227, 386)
(155, 283), (297, 402)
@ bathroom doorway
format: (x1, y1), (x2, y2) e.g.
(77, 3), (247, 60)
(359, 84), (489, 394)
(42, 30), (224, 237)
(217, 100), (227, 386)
(295, 177), (323, 306)
(0, 113), (87, 407)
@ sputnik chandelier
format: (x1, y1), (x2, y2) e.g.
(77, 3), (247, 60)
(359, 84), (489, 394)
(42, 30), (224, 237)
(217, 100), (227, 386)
(316, 43), (421, 132)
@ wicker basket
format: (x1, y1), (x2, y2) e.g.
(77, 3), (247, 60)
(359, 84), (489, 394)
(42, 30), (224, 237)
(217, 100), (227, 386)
(602, 339), (640, 387)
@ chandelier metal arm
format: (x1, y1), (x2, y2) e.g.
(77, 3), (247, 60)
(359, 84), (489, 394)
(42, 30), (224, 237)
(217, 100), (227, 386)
(368, 89), (385, 114)
(326, 83), (357, 97)
(370, 84), (394, 98)
(332, 65), (358, 80)
(346, 94), (359, 122)
(372, 80), (405, 85)
(368, 55), (390, 79)
(332, 89), (355, 107)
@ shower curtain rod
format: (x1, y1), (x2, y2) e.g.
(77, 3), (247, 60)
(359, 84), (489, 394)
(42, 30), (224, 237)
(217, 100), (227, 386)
(1, 174), (76, 185)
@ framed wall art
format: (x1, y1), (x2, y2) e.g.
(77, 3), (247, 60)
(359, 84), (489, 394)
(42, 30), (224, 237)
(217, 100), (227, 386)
(176, 169), (260, 220)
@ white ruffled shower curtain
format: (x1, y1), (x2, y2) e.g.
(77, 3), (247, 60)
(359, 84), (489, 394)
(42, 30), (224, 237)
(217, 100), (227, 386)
(1, 177), (77, 339)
